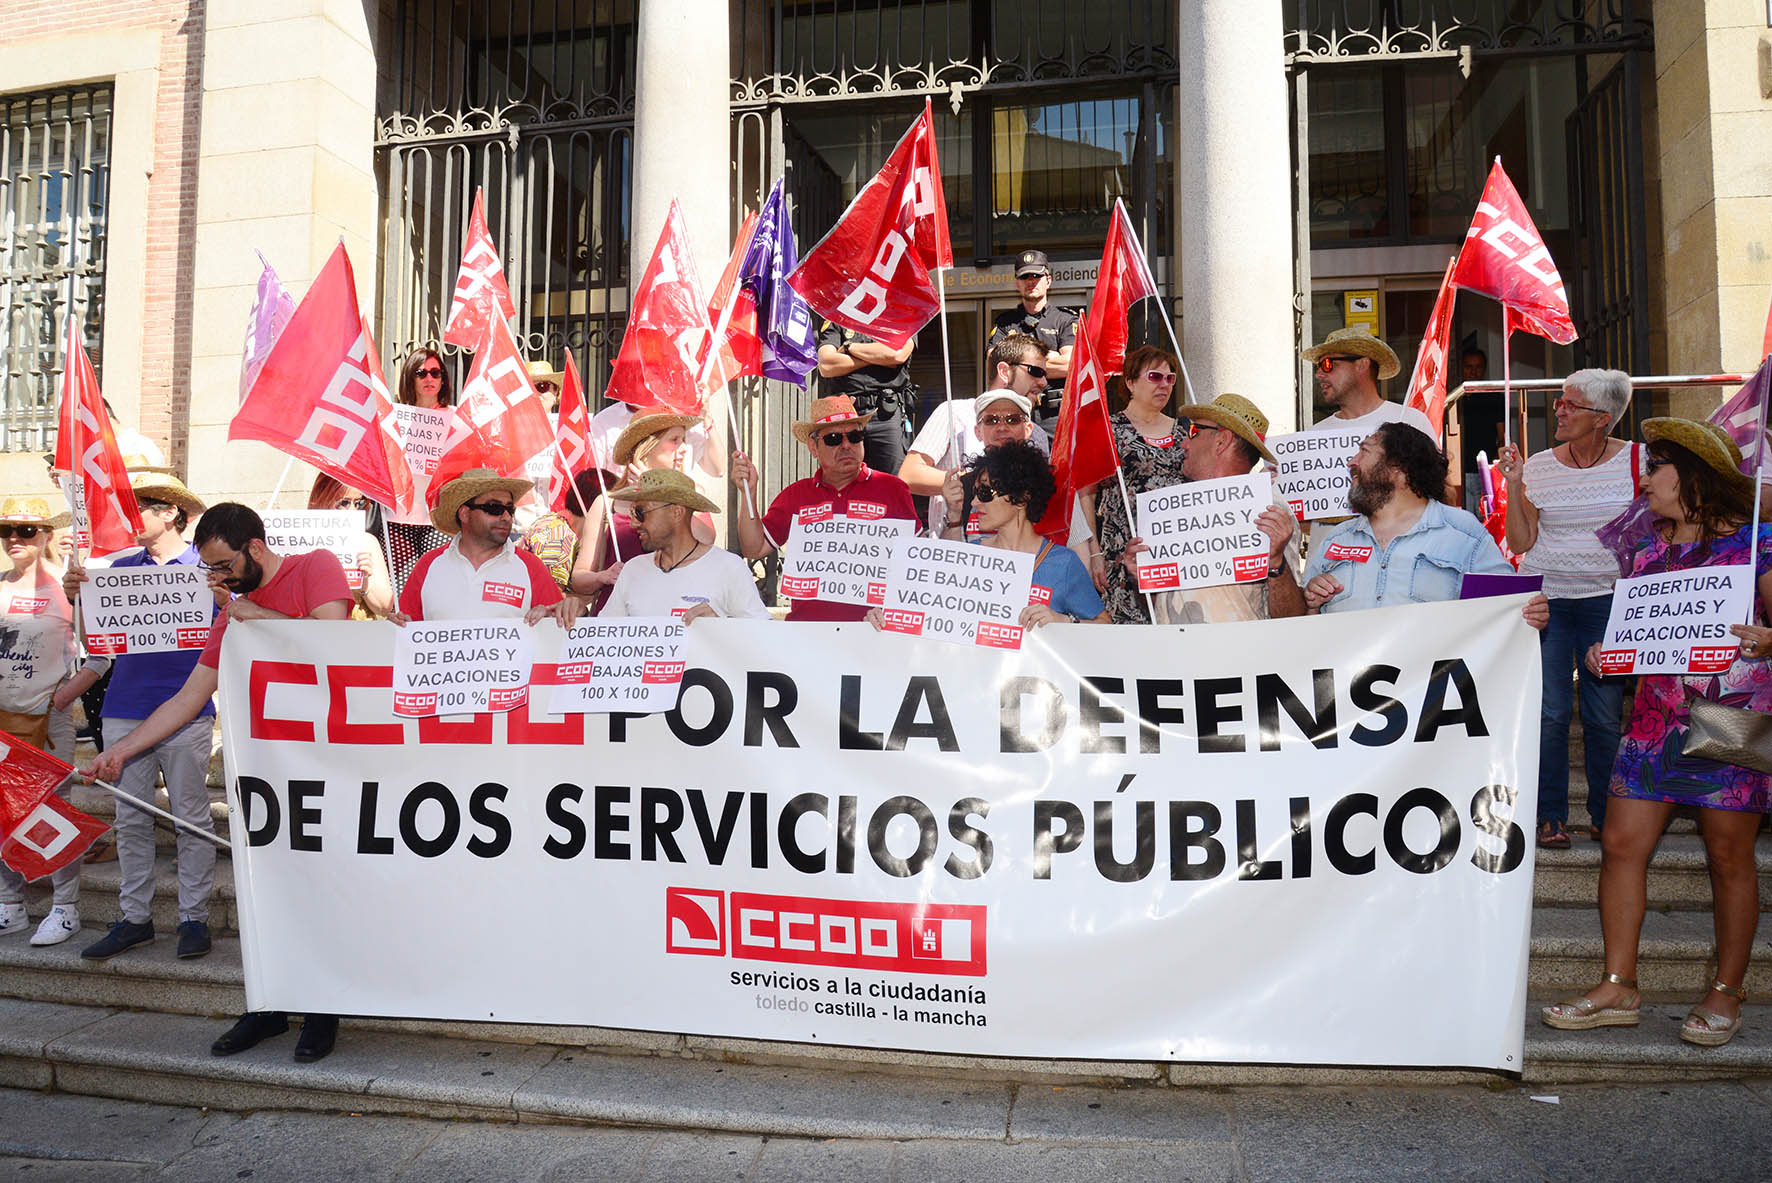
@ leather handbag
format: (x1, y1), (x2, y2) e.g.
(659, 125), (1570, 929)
(1683, 697), (1772, 776)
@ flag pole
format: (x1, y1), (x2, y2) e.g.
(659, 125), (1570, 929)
(1113, 466), (1156, 621)
(1748, 374), (1769, 625)
(696, 284), (765, 525)
(1155, 315), (1198, 409)
(937, 267), (955, 412)
(1502, 328), (1514, 450)
(77, 773), (232, 851)
(263, 455), (296, 512)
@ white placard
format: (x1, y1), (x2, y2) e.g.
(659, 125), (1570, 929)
(261, 511), (363, 591)
(1597, 564), (1755, 676)
(392, 619), (534, 717)
(1270, 427), (1366, 521)
(1134, 473), (1273, 593)
(547, 617), (688, 715)
(393, 405), (451, 476)
(779, 509), (916, 606)
(58, 474), (92, 554)
(78, 567), (213, 656)
(878, 536), (1033, 649)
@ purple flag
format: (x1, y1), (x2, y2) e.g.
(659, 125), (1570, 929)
(740, 179), (818, 386)
(239, 251), (297, 403)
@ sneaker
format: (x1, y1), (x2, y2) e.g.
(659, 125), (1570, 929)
(0, 901), (27, 937)
(29, 905), (81, 946)
(80, 919), (155, 960)
(176, 920), (212, 959)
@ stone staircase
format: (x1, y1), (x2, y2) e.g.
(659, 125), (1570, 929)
(5, 721), (1772, 1126)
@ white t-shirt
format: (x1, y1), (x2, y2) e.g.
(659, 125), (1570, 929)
(1306, 400), (1438, 442)
(602, 545), (771, 620)
(907, 395), (1051, 533)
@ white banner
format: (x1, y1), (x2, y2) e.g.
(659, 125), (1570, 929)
(393, 405), (450, 476)
(547, 617), (687, 715)
(1135, 474), (1272, 592)
(1270, 428), (1364, 521)
(391, 619), (533, 716)
(879, 537), (1032, 649)
(78, 567), (212, 655)
(778, 509), (913, 606)
(1597, 564), (1755, 676)
(218, 597), (1540, 1069)
(261, 511), (363, 591)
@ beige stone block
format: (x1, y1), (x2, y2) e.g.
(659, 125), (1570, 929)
(1654, 36), (1710, 146)
(1664, 207), (1720, 314)
(1652, 0), (1707, 77)
(1664, 292), (1723, 373)
(1657, 117), (1717, 230)
(1717, 283), (1772, 372)
(310, 150), (379, 232)
(186, 353), (248, 423)
(207, 0), (326, 30)
(1704, 27), (1772, 113)
(186, 424), (304, 507)
(1714, 196), (1772, 287)
(193, 216), (319, 291)
(189, 284), (263, 362)
(1711, 110), (1772, 199)
(1706, 0), (1772, 29)
(196, 148), (320, 224)
(203, 18), (375, 93)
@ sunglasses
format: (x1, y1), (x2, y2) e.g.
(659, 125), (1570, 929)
(414, 366), (445, 379)
(334, 497), (368, 511)
(1643, 458), (1671, 475)
(1014, 362), (1047, 380)
(1141, 370), (1177, 386)
(630, 503), (678, 522)
(1316, 354), (1362, 374)
(139, 500), (173, 514)
(819, 430), (866, 447)
(0, 524), (43, 540)
(465, 500), (515, 517)
(973, 483), (1000, 503)
(534, 382), (557, 394)
(1182, 421), (1223, 441)
(979, 413), (1028, 428)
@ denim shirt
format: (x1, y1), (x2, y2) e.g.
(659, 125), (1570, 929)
(1305, 500), (1512, 614)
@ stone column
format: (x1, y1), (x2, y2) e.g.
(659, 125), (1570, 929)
(631, 0), (731, 286)
(1175, 5), (1298, 431)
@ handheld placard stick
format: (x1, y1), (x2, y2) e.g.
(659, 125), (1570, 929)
(75, 773), (232, 851)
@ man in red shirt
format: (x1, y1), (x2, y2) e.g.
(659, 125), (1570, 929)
(731, 395), (919, 622)
(396, 469), (577, 624)
(84, 502), (352, 1065)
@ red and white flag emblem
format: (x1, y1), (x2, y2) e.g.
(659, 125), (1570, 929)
(443, 189), (517, 349)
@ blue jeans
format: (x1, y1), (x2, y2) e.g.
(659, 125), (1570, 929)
(1538, 594), (1625, 830)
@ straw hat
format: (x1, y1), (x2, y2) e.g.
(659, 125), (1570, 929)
(1174, 393), (1277, 466)
(792, 395), (874, 444)
(1642, 418), (1752, 491)
(0, 495), (65, 529)
(610, 467), (719, 515)
(612, 404), (699, 466)
(429, 468), (533, 535)
(526, 359), (564, 388)
(1302, 326), (1401, 381)
(129, 470), (206, 516)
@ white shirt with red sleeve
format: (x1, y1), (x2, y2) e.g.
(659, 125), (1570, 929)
(399, 538), (564, 622)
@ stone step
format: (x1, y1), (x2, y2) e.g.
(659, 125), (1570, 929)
(1528, 906), (1772, 998)
(18, 849), (238, 936)
(1531, 833), (1772, 910)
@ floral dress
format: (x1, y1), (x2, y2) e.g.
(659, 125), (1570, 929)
(1097, 411), (1189, 624)
(1609, 524), (1772, 813)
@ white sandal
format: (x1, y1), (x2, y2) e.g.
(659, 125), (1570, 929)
(1541, 972), (1641, 1030)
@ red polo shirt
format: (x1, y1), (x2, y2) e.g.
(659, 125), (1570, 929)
(762, 465), (919, 621)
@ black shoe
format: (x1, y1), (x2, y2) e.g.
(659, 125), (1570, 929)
(80, 920), (154, 960)
(175, 920), (211, 959)
(211, 1011), (288, 1056)
(293, 1014), (338, 1063)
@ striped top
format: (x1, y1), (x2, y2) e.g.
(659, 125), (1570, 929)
(1517, 445), (1636, 599)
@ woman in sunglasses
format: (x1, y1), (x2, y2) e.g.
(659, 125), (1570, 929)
(386, 348), (457, 587)
(306, 475), (394, 619)
(1082, 345), (1187, 623)
(0, 495), (83, 945)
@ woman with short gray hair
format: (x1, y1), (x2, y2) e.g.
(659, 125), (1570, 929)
(1494, 368), (1637, 848)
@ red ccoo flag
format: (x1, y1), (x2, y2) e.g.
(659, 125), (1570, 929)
(442, 188), (517, 349)
(431, 313), (556, 492)
(1087, 199), (1161, 380)
(231, 244), (415, 513)
(1035, 313), (1120, 542)
(787, 100), (951, 350)
(54, 313), (143, 556)
(548, 352), (593, 514)
(0, 736), (104, 880)
(1451, 159), (1577, 345)
(1404, 258), (1459, 442)
(605, 200), (720, 414)
(706, 209), (763, 381)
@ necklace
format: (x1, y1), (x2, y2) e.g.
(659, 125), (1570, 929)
(657, 541), (702, 574)
(1565, 439), (1609, 469)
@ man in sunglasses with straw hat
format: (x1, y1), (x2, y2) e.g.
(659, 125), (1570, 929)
(1120, 393), (1308, 626)
(58, 467), (222, 961)
(731, 394), (919, 622)
(396, 469), (579, 626)
(603, 469), (770, 622)
(1301, 326), (1437, 441)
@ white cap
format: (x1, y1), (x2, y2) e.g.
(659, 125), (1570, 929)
(975, 391), (1032, 418)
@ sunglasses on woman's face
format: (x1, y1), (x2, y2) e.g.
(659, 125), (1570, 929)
(1142, 370), (1177, 386)
(414, 366), (445, 379)
(334, 497), (369, 511)
(0, 524), (43, 540)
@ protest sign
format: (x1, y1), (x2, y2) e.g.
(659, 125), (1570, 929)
(393, 405), (450, 476)
(1597, 564), (1755, 675)
(261, 510), (364, 591)
(1270, 427), (1365, 520)
(1134, 474), (1272, 592)
(391, 619), (534, 716)
(218, 595), (1541, 1069)
(878, 536), (1032, 649)
(779, 508), (914, 606)
(547, 617), (687, 715)
(58, 474), (91, 554)
(78, 567), (212, 655)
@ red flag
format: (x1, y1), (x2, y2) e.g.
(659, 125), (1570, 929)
(548, 353), (593, 514)
(1035, 313), (1120, 541)
(54, 314), (143, 555)
(0, 737), (103, 880)
(432, 313), (555, 492)
(706, 210), (763, 380)
(442, 189), (517, 349)
(231, 244), (415, 512)
(1450, 159), (1577, 345)
(1404, 258), (1459, 442)
(605, 200), (719, 414)
(1087, 199), (1160, 379)
(1761, 288), (1772, 361)
(787, 100), (951, 350)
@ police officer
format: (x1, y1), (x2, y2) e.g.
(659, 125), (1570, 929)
(987, 249), (1078, 432)
(815, 323), (915, 475)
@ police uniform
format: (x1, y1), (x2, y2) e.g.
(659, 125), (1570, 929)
(988, 250), (1079, 431)
(816, 322), (914, 474)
